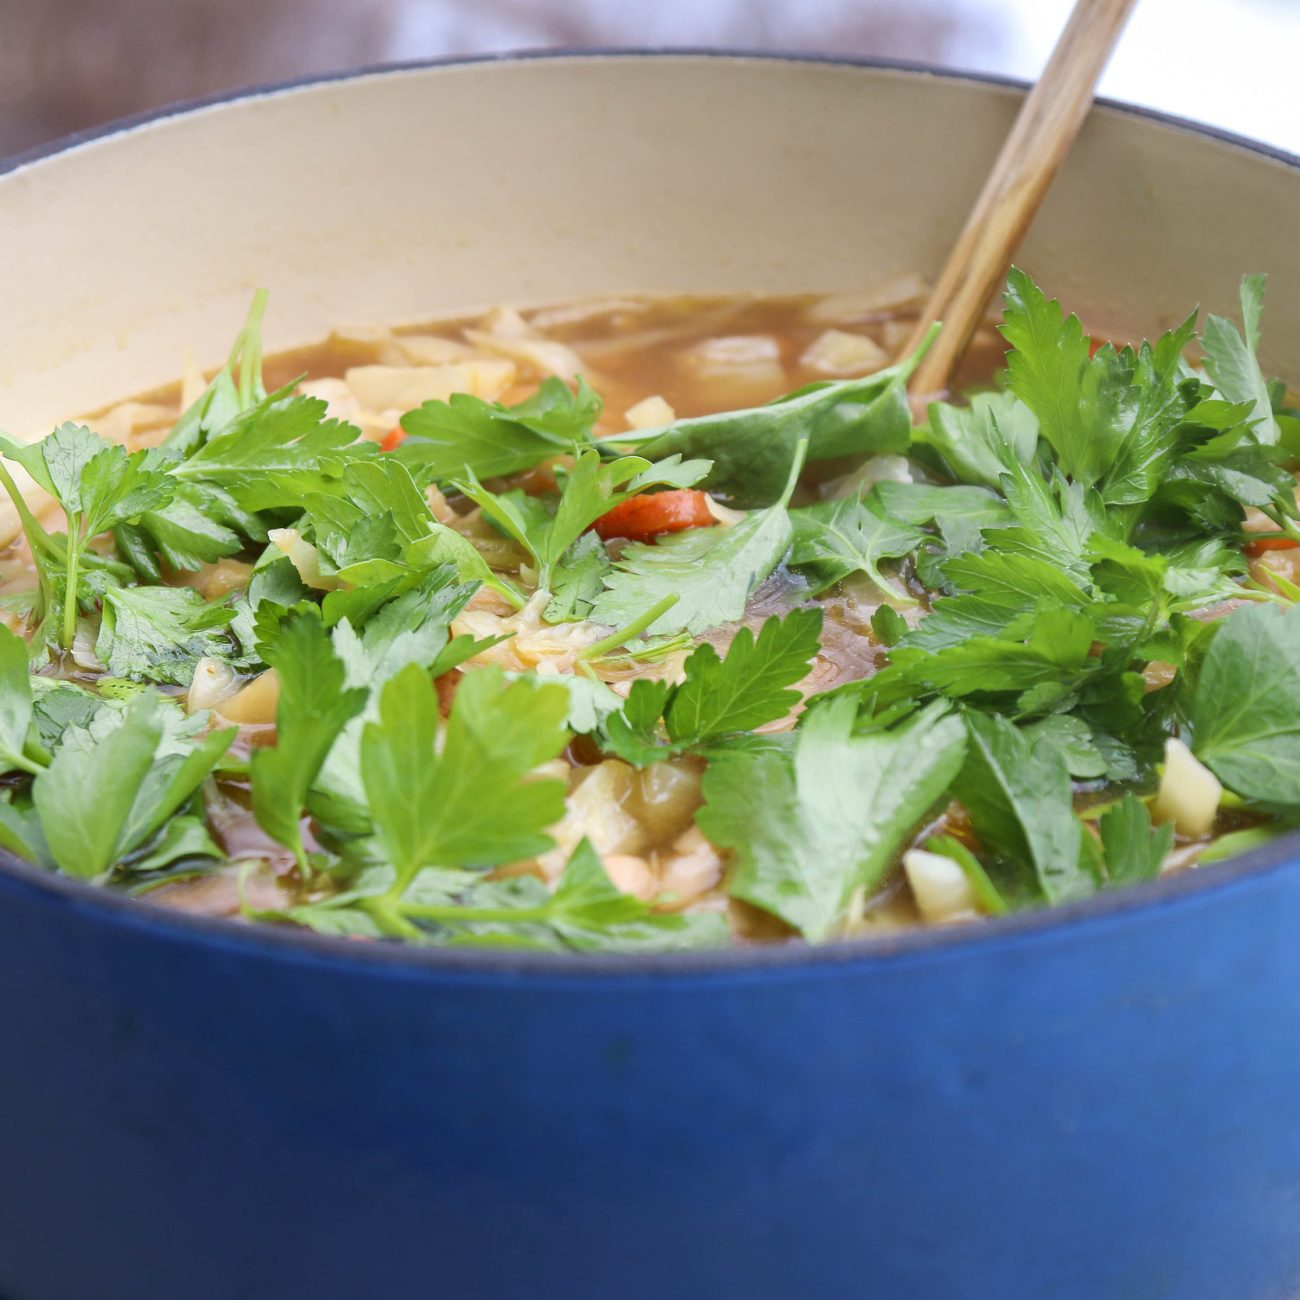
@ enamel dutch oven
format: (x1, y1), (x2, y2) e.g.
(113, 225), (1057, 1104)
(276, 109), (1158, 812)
(2, 53), (1300, 1300)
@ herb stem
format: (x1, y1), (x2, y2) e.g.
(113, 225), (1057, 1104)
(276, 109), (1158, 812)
(234, 289), (269, 407)
(61, 524), (81, 651)
(361, 895), (425, 940)
(580, 593), (680, 660)
(387, 899), (553, 925)
(0, 460), (60, 560)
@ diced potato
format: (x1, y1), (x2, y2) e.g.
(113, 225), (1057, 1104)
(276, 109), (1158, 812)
(214, 670), (281, 726)
(539, 760), (647, 878)
(903, 848), (977, 924)
(603, 854), (658, 901)
(344, 359), (516, 411)
(800, 329), (888, 376)
(1153, 738), (1222, 837)
(658, 826), (724, 906)
(624, 395), (675, 430)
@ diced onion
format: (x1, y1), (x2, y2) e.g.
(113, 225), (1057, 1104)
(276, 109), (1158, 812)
(1153, 738), (1222, 837)
(804, 273), (929, 323)
(704, 494), (747, 527)
(187, 657), (239, 714)
(268, 528), (341, 591)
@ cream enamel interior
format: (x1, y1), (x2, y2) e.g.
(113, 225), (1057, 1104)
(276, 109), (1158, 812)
(2, 54), (1300, 443)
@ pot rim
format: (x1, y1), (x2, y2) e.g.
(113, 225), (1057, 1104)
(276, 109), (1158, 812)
(2, 47), (1298, 980)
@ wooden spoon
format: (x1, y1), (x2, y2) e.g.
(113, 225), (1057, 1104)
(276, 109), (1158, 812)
(902, 0), (1139, 401)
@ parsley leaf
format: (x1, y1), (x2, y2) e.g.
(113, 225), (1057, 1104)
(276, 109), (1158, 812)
(96, 586), (236, 685)
(545, 532), (610, 622)
(621, 342), (930, 508)
(788, 496), (924, 598)
(162, 289), (270, 457)
(1002, 266), (1123, 487)
(699, 698), (966, 940)
(250, 608), (368, 870)
(590, 445), (804, 636)
(0, 626), (40, 774)
(1099, 794), (1173, 886)
(30, 693), (231, 879)
(0, 424), (173, 650)
(292, 839), (726, 951)
(917, 389), (1039, 490)
(952, 710), (1098, 905)
(359, 662), (570, 895)
(1191, 602), (1300, 806)
(455, 450), (709, 588)
(169, 388), (378, 511)
(399, 375), (602, 480)
(1202, 275), (1280, 445)
(599, 610), (822, 764)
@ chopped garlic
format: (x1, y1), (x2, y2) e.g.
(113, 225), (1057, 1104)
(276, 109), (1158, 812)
(1154, 738), (1222, 837)
(624, 394), (675, 430)
(903, 849), (978, 924)
(800, 329), (888, 376)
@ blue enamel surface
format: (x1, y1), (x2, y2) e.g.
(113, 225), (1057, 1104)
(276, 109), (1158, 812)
(1, 850), (1298, 1300)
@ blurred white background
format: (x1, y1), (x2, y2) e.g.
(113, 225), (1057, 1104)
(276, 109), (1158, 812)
(1, 0), (1296, 156)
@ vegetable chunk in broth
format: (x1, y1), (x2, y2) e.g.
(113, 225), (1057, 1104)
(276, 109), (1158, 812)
(0, 270), (1298, 952)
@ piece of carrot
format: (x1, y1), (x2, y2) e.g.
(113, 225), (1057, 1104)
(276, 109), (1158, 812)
(380, 427), (407, 452)
(592, 489), (716, 544)
(1244, 535), (1299, 556)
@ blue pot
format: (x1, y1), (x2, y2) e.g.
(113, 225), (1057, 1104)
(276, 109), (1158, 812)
(1, 842), (1298, 1299)
(2, 54), (1300, 1300)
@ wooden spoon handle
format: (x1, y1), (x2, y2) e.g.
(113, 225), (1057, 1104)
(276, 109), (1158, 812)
(903, 0), (1139, 399)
